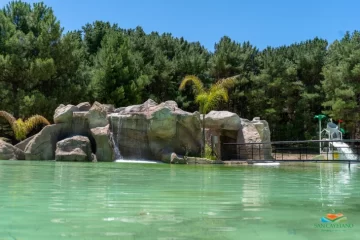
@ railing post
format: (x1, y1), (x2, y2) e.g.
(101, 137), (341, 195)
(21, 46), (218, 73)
(259, 143), (261, 160)
(274, 147), (277, 161)
(220, 143), (223, 160)
(251, 144), (253, 160)
(237, 144), (239, 160)
(326, 141), (328, 161)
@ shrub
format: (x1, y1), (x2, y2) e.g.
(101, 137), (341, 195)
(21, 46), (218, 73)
(0, 111), (50, 141)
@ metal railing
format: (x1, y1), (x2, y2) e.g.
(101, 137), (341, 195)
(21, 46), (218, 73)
(221, 139), (360, 163)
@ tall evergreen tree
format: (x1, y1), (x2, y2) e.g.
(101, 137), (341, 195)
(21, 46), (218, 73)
(322, 31), (360, 135)
(0, 1), (88, 119)
(91, 29), (149, 107)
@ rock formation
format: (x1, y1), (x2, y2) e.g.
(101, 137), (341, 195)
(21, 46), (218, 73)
(76, 102), (91, 111)
(90, 125), (114, 161)
(0, 139), (24, 160)
(108, 99), (202, 162)
(204, 111), (272, 160)
(0, 99), (272, 162)
(55, 136), (93, 162)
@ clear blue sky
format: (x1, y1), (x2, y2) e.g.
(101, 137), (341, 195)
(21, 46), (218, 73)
(1, 0), (359, 51)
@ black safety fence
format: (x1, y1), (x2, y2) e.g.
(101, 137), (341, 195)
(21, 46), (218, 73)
(221, 139), (360, 163)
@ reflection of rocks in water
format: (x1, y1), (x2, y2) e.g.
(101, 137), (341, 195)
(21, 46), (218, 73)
(161, 190), (226, 197)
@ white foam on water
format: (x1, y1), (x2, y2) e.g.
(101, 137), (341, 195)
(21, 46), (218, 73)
(253, 162), (280, 166)
(115, 159), (164, 164)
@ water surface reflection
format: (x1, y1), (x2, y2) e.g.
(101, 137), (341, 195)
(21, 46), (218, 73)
(0, 161), (359, 240)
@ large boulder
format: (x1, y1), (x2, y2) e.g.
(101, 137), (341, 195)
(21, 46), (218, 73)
(72, 111), (89, 134)
(0, 140), (25, 160)
(237, 119), (264, 160)
(24, 121), (96, 161)
(102, 104), (115, 113)
(55, 136), (92, 162)
(240, 119), (262, 143)
(116, 99), (158, 114)
(205, 111), (241, 131)
(136, 98), (158, 112)
(54, 104), (79, 124)
(163, 100), (178, 109)
(25, 124), (70, 160)
(251, 117), (272, 159)
(174, 110), (202, 155)
(85, 101), (108, 129)
(148, 107), (177, 139)
(108, 99), (202, 161)
(77, 102), (91, 111)
(251, 118), (271, 142)
(15, 135), (36, 151)
(90, 125), (115, 162)
(203, 111), (241, 160)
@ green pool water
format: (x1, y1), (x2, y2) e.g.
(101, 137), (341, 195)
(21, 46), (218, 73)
(0, 161), (360, 240)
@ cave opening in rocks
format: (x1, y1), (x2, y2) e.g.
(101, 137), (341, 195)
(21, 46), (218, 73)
(219, 130), (249, 161)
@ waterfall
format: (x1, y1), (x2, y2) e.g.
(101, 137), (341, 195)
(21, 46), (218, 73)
(331, 142), (358, 160)
(110, 114), (162, 164)
(116, 115), (122, 155)
(110, 132), (123, 160)
(110, 115), (123, 160)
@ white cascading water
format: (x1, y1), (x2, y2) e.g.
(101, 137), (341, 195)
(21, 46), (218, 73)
(110, 115), (162, 164)
(331, 141), (358, 160)
(115, 115), (123, 160)
(110, 116), (123, 160)
(110, 133), (122, 160)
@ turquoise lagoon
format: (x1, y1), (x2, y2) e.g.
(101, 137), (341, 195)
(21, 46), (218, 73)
(0, 161), (359, 240)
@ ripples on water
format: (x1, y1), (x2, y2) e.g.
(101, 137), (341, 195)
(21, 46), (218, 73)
(0, 161), (359, 240)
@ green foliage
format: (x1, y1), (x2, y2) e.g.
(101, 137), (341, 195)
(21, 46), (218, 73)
(180, 75), (236, 114)
(179, 75), (235, 156)
(0, 110), (50, 141)
(0, 111), (16, 124)
(209, 37), (259, 115)
(1, 0), (360, 141)
(0, 1), (89, 119)
(0, 1), (60, 116)
(205, 144), (217, 160)
(322, 31), (360, 133)
(12, 118), (27, 141)
(91, 29), (149, 107)
(179, 75), (204, 95)
(245, 38), (328, 140)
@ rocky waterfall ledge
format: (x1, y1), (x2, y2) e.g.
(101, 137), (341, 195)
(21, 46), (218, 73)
(108, 99), (202, 162)
(0, 99), (271, 163)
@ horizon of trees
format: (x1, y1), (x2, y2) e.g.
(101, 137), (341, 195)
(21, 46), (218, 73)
(1, 0), (360, 142)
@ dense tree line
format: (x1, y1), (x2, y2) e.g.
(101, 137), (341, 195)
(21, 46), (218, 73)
(1, 1), (359, 141)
